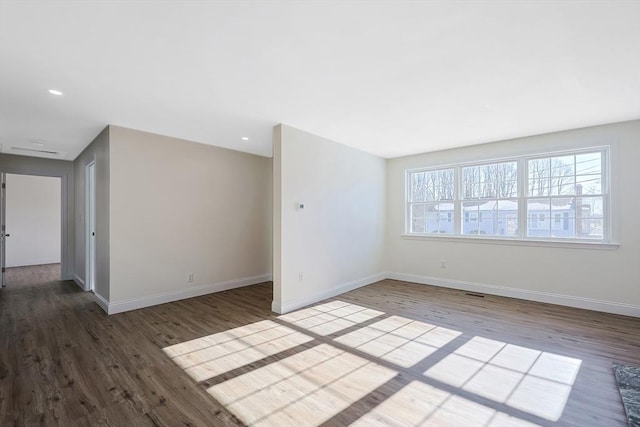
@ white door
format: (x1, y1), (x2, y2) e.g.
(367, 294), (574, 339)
(4, 174), (61, 269)
(86, 162), (96, 291)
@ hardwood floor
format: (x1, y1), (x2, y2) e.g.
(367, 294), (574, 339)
(4, 263), (60, 287)
(0, 277), (638, 426)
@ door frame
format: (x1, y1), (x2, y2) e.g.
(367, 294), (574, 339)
(1, 172), (6, 287)
(85, 161), (96, 292)
(0, 159), (71, 283)
(1, 172), (63, 285)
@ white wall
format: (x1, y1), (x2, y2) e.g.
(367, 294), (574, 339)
(273, 124), (387, 313)
(107, 126), (272, 312)
(387, 120), (640, 316)
(5, 174), (60, 267)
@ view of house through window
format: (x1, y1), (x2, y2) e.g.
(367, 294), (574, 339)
(462, 161), (518, 236)
(406, 148), (608, 242)
(409, 168), (454, 234)
(526, 152), (604, 239)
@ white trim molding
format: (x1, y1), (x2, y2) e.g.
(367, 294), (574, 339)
(387, 272), (640, 318)
(90, 269), (638, 318)
(400, 234), (619, 250)
(100, 274), (272, 315)
(73, 274), (85, 290)
(93, 291), (109, 313)
(272, 272), (387, 314)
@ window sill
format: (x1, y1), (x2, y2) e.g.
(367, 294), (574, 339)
(400, 234), (619, 250)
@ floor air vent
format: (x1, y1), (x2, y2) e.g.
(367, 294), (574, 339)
(465, 292), (485, 298)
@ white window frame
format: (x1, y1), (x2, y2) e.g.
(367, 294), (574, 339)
(404, 146), (613, 247)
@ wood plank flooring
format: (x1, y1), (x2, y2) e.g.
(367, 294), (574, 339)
(0, 273), (638, 426)
(4, 263), (60, 287)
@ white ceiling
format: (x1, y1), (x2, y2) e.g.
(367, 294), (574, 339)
(1, 1), (639, 160)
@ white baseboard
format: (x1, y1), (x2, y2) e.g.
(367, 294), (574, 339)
(73, 274), (85, 290)
(388, 272), (640, 318)
(272, 272), (387, 314)
(105, 274), (271, 315)
(93, 292), (109, 313)
(7, 258), (61, 268)
(271, 300), (282, 314)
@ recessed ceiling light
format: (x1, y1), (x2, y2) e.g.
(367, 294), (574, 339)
(48, 89), (63, 96)
(241, 137), (249, 141)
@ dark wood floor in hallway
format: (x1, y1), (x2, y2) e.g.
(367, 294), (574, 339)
(0, 272), (638, 426)
(4, 263), (60, 287)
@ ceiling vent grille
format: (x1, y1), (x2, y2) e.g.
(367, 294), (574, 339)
(7, 146), (67, 159)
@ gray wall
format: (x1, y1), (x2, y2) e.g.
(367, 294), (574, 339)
(0, 153), (74, 280)
(108, 125), (271, 306)
(73, 126), (110, 300)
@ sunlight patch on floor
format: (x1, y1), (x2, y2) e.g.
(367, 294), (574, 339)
(333, 315), (461, 368)
(352, 381), (541, 427)
(163, 301), (581, 426)
(277, 300), (385, 336)
(163, 320), (313, 382)
(207, 343), (397, 426)
(424, 337), (581, 421)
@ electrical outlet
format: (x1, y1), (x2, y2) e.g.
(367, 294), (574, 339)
(298, 272), (304, 282)
(440, 260), (447, 269)
(188, 273), (194, 282)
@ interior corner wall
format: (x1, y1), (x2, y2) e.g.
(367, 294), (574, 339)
(272, 124), (386, 314)
(73, 126), (110, 299)
(107, 126), (272, 311)
(386, 120), (640, 315)
(0, 153), (74, 280)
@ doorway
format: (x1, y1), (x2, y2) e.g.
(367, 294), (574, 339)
(0, 173), (62, 287)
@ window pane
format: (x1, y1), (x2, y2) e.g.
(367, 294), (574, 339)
(528, 177), (550, 197)
(410, 203), (425, 233)
(434, 203), (455, 234)
(497, 179), (518, 198)
(425, 206), (440, 233)
(576, 152), (601, 175)
(576, 175), (601, 195)
(438, 170), (455, 200)
(410, 173), (425, 202)
(478, 181), (496, 198)
(463, 220), (480, 234)
(528, 158), (550, 197)
(573, 196), (603, 239)
(576, 196), (604, 222)
(411, 203), (425, 219)
(411, 169), (453, 202)
(464, 183), (479, 199)
(550, 155), (575, 177)
(462, 202), (480, 234)
(582, 218), (604, 239)
(497, 199), (518, 236)
(527, 198), (551, 237)
(551, 175), (575, 196)
(550, 198), (575, 238)
(463, 161), (517, 200)
(411, 216), (425, 233)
